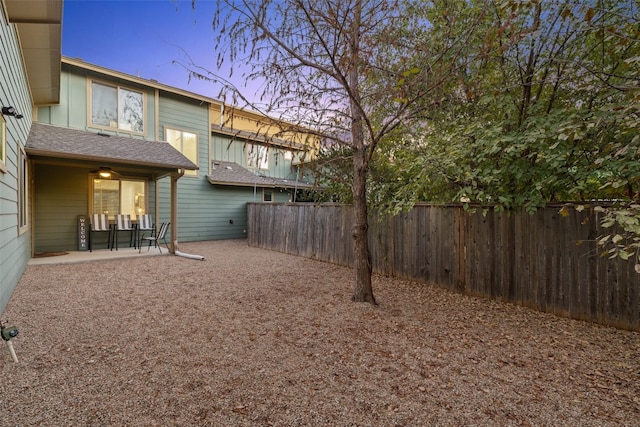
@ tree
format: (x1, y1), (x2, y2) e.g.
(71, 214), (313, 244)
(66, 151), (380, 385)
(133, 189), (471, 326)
(191, 0), (489, 303)
(370, 0), (640, 268)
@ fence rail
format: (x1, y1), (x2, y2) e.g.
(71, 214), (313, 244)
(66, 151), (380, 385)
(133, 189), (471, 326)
(247, 203), (640, 331)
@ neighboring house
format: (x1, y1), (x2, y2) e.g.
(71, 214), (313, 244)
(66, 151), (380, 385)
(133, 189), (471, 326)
(33, 57), (315, 253)
(0, 0), (63, 312)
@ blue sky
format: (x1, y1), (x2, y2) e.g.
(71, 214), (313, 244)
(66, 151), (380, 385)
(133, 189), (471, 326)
(63, 0), (235, 101)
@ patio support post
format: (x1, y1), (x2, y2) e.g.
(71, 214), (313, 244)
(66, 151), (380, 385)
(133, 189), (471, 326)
(170, 169), (185, 254)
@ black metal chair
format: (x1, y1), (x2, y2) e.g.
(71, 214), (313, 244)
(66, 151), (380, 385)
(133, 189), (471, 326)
(139, 222), (170, 253)
(89, 214), (112, 252)
(135, 214), (154, 249)
(113, 214), (135, 251)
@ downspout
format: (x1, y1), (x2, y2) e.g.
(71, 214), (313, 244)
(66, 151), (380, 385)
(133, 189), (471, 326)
(154, 89), (161, 233)
(293, 165), (300, 203)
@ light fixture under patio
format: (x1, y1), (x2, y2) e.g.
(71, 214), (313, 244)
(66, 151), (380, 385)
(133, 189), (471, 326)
(98, 167), (112, 178)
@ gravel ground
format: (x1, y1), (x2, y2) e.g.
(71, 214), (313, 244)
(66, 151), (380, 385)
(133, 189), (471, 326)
(1, 239), (639, 426)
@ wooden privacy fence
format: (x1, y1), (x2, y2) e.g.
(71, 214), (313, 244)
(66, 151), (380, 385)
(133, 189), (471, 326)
(247, 202), (640, 331)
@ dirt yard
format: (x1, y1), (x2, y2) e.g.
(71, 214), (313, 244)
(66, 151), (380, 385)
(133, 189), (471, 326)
(0, 240), (638, 426)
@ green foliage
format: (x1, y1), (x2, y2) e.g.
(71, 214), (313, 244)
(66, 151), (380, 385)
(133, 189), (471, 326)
(368, 1), (640, 215)
(595, 203), (640, 273)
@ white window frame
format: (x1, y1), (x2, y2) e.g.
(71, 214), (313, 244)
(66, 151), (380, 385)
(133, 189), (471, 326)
(247, 144), (268, 170)
(165, 127), (198, 177)
(89, 79), (145, 134)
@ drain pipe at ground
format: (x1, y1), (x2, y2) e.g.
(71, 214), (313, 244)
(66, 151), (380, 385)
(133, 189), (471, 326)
(175, 250), (204, 261)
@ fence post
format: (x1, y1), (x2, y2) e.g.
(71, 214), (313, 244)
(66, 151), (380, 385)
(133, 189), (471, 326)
(454, 206), (466, 292)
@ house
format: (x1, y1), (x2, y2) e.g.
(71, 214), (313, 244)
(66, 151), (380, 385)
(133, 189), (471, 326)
(0, 0), (63, 313)
(0, 0), (315, 315)
(33, 57), (315, 253)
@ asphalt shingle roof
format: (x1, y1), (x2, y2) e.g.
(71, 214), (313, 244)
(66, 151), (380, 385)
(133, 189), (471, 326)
(207, 161), (314, 190)
(25, 123), (198, 171)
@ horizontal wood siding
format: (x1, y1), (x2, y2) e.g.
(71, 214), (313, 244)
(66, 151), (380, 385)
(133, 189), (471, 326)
(248, 203), (640, 331)
(0, 10), (34, 313)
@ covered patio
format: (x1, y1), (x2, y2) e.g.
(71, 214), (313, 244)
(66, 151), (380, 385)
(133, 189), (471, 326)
(28, 245), (169, 265)
(25, 123), (198, 255)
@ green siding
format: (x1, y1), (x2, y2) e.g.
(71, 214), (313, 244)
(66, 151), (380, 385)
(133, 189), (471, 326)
(157, 94), (217, 241)
(30, 58), (308, 257)
(0, 9), (35, 313)
(38, 63), (158, 140)
(33, 164), (159, 252)
(33, 165), (89, 252)
(211, 134), (303, 180)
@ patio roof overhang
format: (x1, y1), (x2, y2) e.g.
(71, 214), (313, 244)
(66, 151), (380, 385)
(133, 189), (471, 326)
(206, 161), (315, 190)
(4, 0), (62, 105)
(25, 123), (198, 178)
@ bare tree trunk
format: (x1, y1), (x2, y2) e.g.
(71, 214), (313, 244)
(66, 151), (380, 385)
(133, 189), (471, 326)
(351, 144), (375, 303)
(349, 0), (375, 304)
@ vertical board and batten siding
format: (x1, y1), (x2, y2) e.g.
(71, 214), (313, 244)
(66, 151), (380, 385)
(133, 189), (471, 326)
(211, 133), (303, 180)
(0, 9), (34, 313)
(247, 203), (640, 330)
(33, 165), (89, 252)
(157, 94), (283, 242)
(157, 94), (210, 242)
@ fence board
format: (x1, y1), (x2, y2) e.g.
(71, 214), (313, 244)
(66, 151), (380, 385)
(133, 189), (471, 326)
(247, 202), (640, 331)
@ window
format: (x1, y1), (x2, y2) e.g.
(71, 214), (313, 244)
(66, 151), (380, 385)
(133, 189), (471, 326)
(248, 144), (268, 169)
(18, 145), (28, 231)
(166, 128), (198, 176)
(90, 81), (144, 133)
(0, 114), (6, 173)
(263, 190), (273, 202)
(92, 178), (146, 219)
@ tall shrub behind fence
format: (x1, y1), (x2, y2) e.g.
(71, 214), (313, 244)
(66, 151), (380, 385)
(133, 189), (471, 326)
(247, 202), (639, 330)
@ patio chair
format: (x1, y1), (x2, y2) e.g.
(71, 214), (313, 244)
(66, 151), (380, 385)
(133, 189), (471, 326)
(135, 214), (154, 249)
(139, 222), (170, 253)
(112, 214), (135, 251)
(89, 214), (112, 252)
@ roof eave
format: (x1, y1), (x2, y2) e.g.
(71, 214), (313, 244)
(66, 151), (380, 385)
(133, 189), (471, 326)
(206, 175), (275, 188)
(5, 0), (62, 105)
(26, 148), (199, 171)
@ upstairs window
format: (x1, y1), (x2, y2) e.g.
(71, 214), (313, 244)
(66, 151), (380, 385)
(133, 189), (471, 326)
(90, 81), (144, 133)
(247, 144), (268, 170)
(166, 128), (198, 176)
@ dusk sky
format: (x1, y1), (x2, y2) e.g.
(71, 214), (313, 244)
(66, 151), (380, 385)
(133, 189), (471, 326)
(63, 0), (246, 102)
